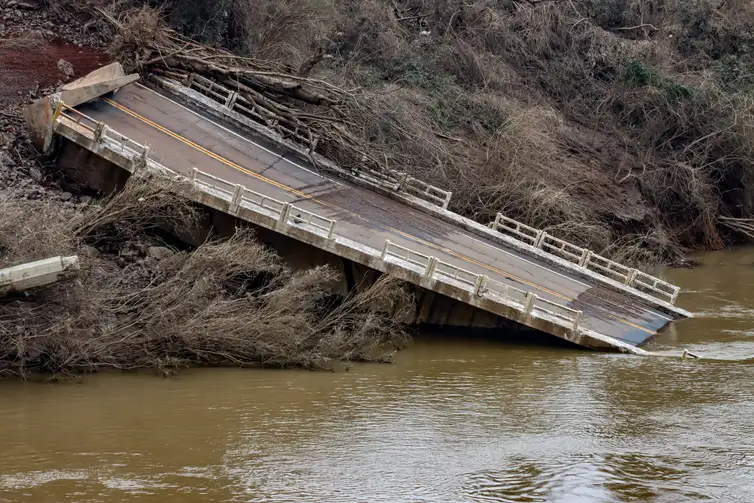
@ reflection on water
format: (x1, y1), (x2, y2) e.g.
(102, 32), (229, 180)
(0, 250), (753, 502)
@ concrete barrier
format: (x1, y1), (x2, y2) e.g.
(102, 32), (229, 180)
(0, 256), (80, 296)
(60, 62), (140, 108)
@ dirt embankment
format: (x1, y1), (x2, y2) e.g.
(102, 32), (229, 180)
(0, 0), (110, 202)
(82, 0), (754, 267)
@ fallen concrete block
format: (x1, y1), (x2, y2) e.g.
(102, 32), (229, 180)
(25, 62), (140, 153)
(0, 256), (80, 296)
(23, 93), (57, 153)
(60, 62), (140, 108)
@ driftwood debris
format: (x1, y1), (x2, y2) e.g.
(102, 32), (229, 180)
(719, 216), (754, 240)
(93, 6), (397, 181)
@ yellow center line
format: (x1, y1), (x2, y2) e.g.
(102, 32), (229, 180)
(102, 97), (655, 336)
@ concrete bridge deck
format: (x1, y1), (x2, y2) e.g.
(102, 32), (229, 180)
(43, 79), (689, 352)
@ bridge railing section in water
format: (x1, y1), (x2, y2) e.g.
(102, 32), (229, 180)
(379, 240), (584, 331)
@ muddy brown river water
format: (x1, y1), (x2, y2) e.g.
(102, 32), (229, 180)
(1, 249), (753, 502)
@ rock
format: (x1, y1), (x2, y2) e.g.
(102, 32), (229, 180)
(147, 246), (175, 260)
(60, 191), (72, 201)
(78, 195), (91, 204)
(56, 58), (74, 78)
(81, 245), (100, 259)
(16, 0), (40, 10)
(28, 166), (42, 182)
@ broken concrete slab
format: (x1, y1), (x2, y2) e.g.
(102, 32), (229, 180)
(23, 93), (57, 153)
(60, 62), (140, 108)
(25, 62), (140, 153)
(0, 256), (80, 296)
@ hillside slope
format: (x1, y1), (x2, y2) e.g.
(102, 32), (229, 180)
(72, 0), (754, 265)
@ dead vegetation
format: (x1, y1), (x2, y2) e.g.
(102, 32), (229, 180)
(50, 0), (754, 265)
(0, 178), (411, 377)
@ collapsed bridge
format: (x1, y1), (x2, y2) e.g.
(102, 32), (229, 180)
(25, 63), (691, 353)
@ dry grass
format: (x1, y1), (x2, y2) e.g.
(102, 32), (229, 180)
(0, 194), (78, 268)
(65, 0), (754, 263)
(0, 178), (411, 377)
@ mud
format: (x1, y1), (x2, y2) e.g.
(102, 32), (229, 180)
(0, 37), (110, 106)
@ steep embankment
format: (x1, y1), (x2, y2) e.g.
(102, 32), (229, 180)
(102, 0), (754, 267)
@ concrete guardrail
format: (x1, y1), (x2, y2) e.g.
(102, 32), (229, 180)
(185, 74), (455, 210)
(488, 213), (680, 304)
(0, 256), (80, 296)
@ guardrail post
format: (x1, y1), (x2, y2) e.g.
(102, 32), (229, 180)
(578, 249), (593, 267)
(225, 91), (238, 110)
(494, 213), (502, 229)
(191, 167), (198, 185)
(327, 221), (336, 240)
(474, 275), (489, 296)
(424, 257), (438, 279)
(229, 184), (243, 214)
(625, 268), (638, 286)
(670, 287), (680, 305)
(534, 231), (547, 249)
(572, 310), (583, 332)
(442, 192), (452, 210)
(278, 203), (292, 225)
(381, 240), (391, 260)
(132, 146), (150, 172)
(524, 292), (537, 316)
(187, 73), (195, 88)
(93, 122), (106, 141)
(397, 173), (409, 191)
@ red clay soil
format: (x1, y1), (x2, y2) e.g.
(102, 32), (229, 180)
(0, 38), (110, 106)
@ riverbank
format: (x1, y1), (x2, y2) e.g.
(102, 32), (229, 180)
(0, 176), (411, 377)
